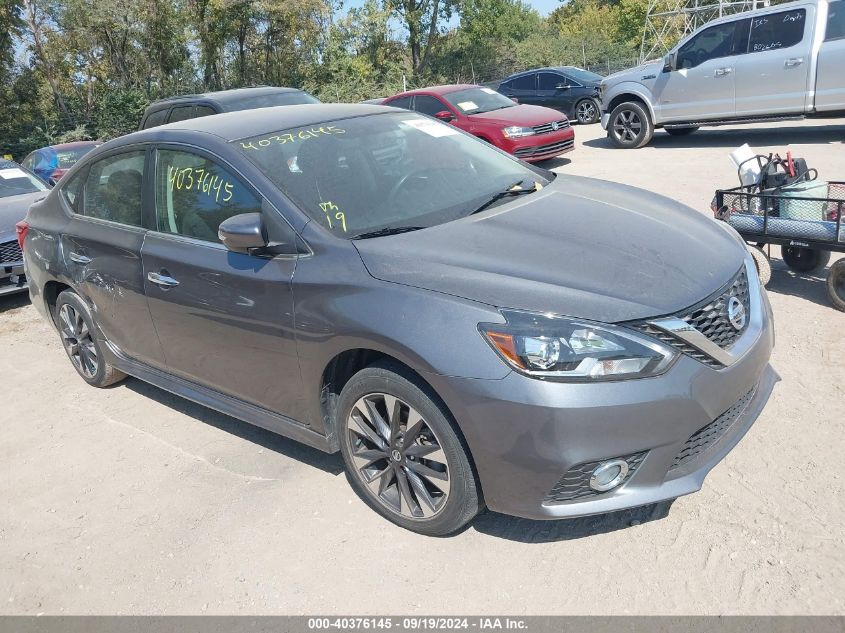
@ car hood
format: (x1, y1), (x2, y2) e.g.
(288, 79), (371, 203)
(467, 103), (567, 127)
(0, 191), (45, 237)
(602, 60), (663, 88)
(354, 175), (745, 323)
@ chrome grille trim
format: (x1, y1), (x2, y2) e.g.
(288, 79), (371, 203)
(0, 239), (23, 265)
(532, 119), (570, 135)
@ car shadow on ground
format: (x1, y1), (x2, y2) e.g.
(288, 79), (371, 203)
(765, 260), (833, 309)
(123, 378), (345, 476)
(583, 123), (845, 150)
(536, 156), (571, 170)
(468, 500), (674, 543)
(0, 292), (30, 313)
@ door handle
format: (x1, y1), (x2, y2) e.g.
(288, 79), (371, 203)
(68, 252), (91, 265)
(784, 57), (804, 68)
(714, 67), (733, 77)
(147, 271), (180, 288)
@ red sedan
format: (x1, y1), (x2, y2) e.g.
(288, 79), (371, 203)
(382, 84), (574, 162)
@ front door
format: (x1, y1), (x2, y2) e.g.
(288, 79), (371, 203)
(734, 6), (814, 116)
(141, 147), (304, 418)
(654, 18), (749, 121)
(536, 72), (577, 115)
(60, 147), (166, 369)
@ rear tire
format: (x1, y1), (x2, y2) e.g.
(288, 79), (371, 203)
(749, 245), (772, 287)
(826, 259), (845, 311)
(337, 360), (481, 536)
(665, 127), (698, 136)
(55, 290), (126, 388)
(607, 101), (654, 148)
(781, 245), (831, 274)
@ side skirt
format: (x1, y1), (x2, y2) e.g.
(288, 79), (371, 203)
(102, 340), (336, 453)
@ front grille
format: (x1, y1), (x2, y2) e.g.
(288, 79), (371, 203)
(632, 267), (750, 366)
(544, 451), (646, 504)
(670, 387), (756, 471)
(532, 119), (570, 135)
(0, 239), (22, 265)
(513, 138), (574, 159)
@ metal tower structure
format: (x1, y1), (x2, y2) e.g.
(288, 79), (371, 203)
(639, 0), (772, 62)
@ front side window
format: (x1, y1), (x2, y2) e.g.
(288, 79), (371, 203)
(195, 106), (217, 118)
(385, 95), (413, 110)
(749, 9), (806, 52)
(442, 87), (517, 114)
(234, 112), (552, 238)
(82, 151), (145, 226)
(414, 95), (449, 117)
(0, 162), (49, 198)
(538, 72), (566, 91)
(155, 149), (261, 243)
(677, 20), (747, 68)
(827, 1), (845, 40)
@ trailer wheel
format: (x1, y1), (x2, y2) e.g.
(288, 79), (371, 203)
(781, 245), (831, 274)
(827, 259), (845, 312)
(749, 246), (771, 287)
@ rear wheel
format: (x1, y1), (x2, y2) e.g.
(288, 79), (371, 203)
(337, 360), (480, 535)
(575, 99), (599, 124)
(826, 259), (845, 311)
(749, 245), (771, 287)
(781, 245), (831, 274)
(607, 101), (654, 149)
(665, 126), (698, 136)
(55, 290), (126, 388)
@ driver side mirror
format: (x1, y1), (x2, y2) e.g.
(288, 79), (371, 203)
(434, 110), (455, 122)
(663, 52), (676, 73)
(218, 212), (268, 254)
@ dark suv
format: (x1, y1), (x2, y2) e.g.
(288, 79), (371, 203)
(139, 87), (320, 130)
(498, 67), (602, 124)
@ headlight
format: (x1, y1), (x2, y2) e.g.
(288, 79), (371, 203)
(479, 310), (677, 381)
(502, 126), (535, 139)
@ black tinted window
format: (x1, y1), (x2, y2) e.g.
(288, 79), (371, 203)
(168, 106), (193, 123)
(538, 72), (564, 90)
(82, 151), (145, 227)
(386, 96), (413, 110)
(155, 149), (261, 243)
(414, 95), (447, 116)
(142, 109), (167, 129)
(749, 9), (806, 52)
(195, 106), (217, 118)
(498, 80), (511, 91)
(510, 74), (535, 91)
(678, 20), (747, 68)
(826, 1), (844, 40)
(227, 91), (319, 111)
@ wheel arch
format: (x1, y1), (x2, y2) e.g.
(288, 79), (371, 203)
(605, 87), (657, 123)
(42, 280), (73, 327)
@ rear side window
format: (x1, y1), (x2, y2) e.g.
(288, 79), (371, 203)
(154, 149), (261, 243)
(167, 106), (194, 123)
(143, 109), (168, 129)
(825, 1), (845, 40)
(195, 106), (217, 118)
(82, 151), (146, 227)
(748, 9), (806, 52)
(386, 96), (413, 110)
(510, 74), (536, 91)
(414, 95), (447, 116)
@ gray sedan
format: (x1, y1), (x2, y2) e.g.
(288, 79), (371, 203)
(0, 159), (49, 295)
(20, 104), (776, 535)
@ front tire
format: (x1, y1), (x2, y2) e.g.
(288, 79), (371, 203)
(575, 99), (599, 124)
(607, 101), (654, 148)
(749, 245), (772, 287)
(337, 360), (481, 536)
(55, 290), (126, 388)
(781, 245), (831, 274)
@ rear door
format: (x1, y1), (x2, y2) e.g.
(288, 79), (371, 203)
(734, 6), (814, 115)
(141, 146), (304, 417)
(815, 0), (845, 111)
(506, 73), (539, 105)
(59, 147), (166, 369)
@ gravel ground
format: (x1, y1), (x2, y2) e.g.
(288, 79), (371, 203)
(1, 118), (843, 615)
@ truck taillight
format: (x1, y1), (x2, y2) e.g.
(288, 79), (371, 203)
(16, 220), (29, 250)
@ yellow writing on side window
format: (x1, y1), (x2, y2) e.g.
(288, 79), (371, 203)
(240, 126), (346, 151)
(167, 166), (234, 203)
(319, 201), (347, 233)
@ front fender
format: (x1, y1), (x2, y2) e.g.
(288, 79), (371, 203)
(601, 81), (658, 124)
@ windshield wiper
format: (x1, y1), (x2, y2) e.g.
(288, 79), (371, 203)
(351, 226), (426, 239)
(468, 180), (538, 216)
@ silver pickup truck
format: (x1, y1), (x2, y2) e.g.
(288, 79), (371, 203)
(600, 0), (844, 148)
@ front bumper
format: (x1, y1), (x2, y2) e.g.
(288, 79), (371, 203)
(501, 127), (575, 162)
(0, 263), (27, 296)
(601, 113), (610, 130)
(426, 270), (777, 520)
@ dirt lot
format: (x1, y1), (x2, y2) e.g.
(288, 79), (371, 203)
(1, 119), (844, 615)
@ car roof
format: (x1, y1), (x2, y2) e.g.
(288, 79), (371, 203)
(29, 141), (101, 153)
(504, 67), (588, 80)
(150, 86), (305, 108)
(389, 84), (479, 98)
(124, 103), (396, 144)
(0, 158), (20, 169)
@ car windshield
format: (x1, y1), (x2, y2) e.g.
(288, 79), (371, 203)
(55, 145), (98, 168)
(442, 87), (517, 115)
(235, 112), (552, 238)
(229, 91), (320, 111)
(0, 163), (49, 198)
(563, 68), (603, 84)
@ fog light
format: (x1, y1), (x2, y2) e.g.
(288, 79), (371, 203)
(589, 459), (630, 492)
